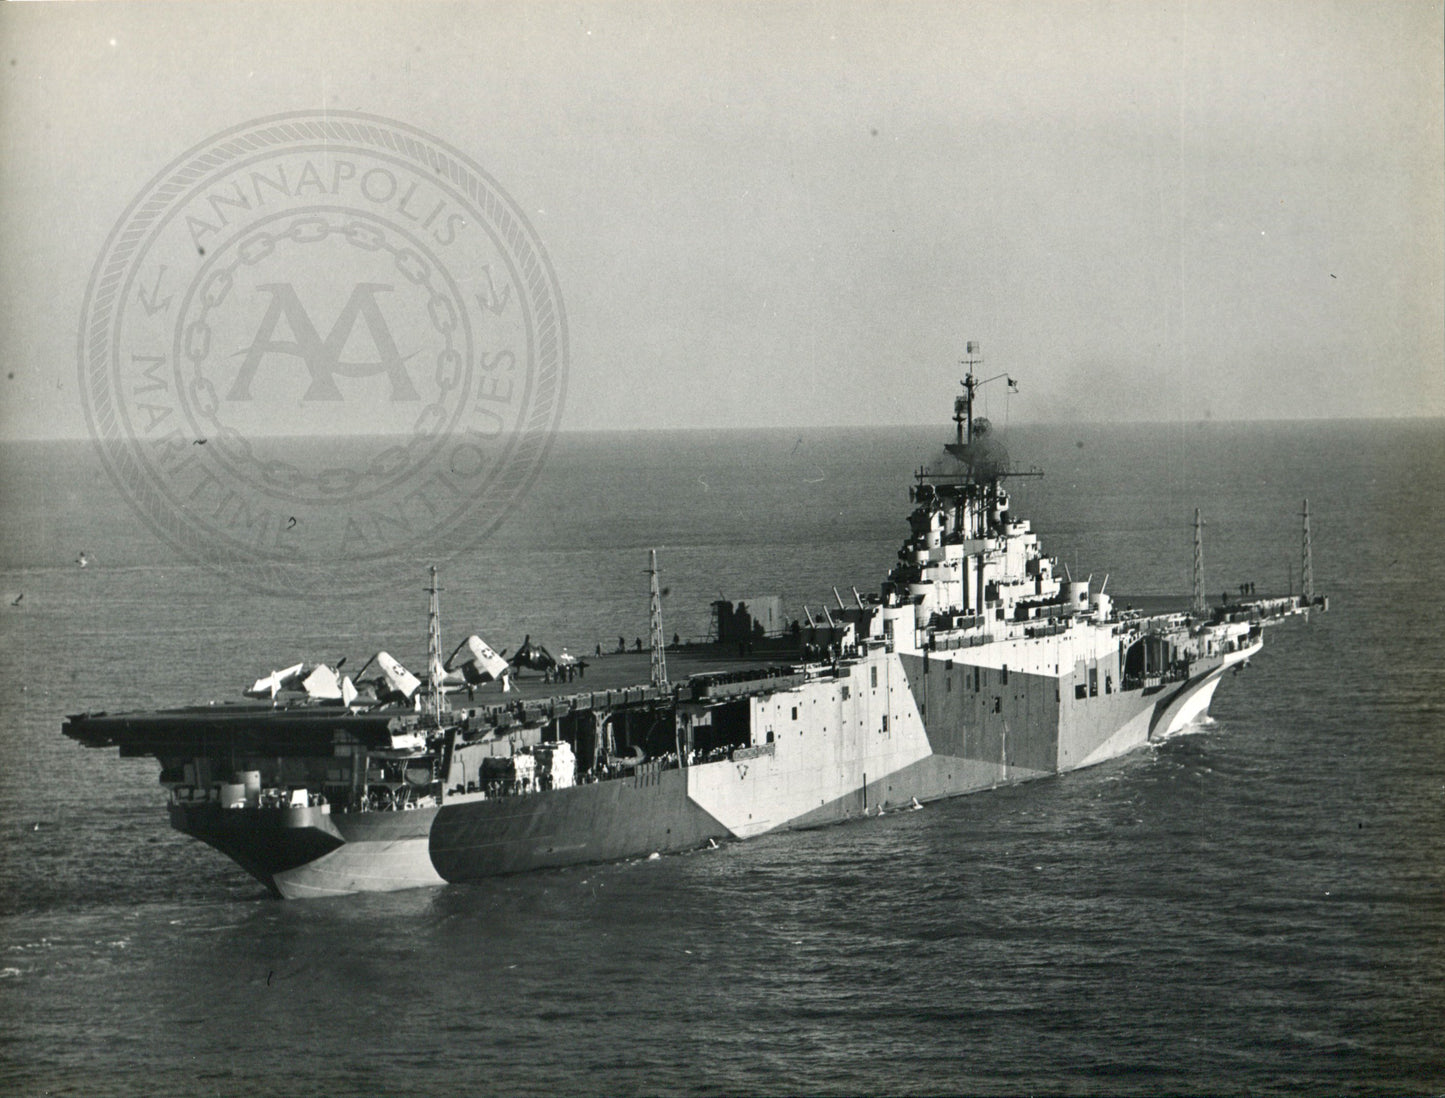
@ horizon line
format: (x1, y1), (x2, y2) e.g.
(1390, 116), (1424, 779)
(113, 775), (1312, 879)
(2, 411), (1443, 444)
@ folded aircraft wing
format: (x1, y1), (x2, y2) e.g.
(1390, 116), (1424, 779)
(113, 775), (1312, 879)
(448, 634), (510, 683)
(301, 664), (343, 701)
(374, 651), (422, 700)
(509, 637), (557, 671)
(244, 661), (306, 699)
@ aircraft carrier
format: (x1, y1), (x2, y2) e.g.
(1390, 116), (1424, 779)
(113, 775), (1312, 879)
(63, 359), (1327, 898)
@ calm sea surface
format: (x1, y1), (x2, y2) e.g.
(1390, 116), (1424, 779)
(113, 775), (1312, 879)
(0, 421), (1441, 1096)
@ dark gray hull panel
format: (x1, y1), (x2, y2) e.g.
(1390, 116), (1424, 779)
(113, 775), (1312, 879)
(428, 769), (731, 880)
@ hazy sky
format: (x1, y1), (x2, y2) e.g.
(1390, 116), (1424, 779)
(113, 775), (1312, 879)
(1, 0), (1440, 439)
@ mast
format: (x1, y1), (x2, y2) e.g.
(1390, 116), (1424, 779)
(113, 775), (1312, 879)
(426, 565), (444, 723)
(956, 341), (983, 447)
(945, 343), (1020, 462)
(647, 549), (668, 688)
(1191, 509), (1206, 616)
(1300, 499), (1314, 602)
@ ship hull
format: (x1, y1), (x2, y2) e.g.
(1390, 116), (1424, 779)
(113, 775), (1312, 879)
(177, 640), (1254, 897)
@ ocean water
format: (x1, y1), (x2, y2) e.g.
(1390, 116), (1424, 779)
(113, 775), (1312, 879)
(0, 420), (1441, 1096)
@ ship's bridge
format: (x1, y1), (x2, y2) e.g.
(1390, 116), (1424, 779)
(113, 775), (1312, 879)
(890, 468), (1068, 638)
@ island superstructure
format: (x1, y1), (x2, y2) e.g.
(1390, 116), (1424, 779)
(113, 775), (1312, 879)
(64, 358), (1327, 898)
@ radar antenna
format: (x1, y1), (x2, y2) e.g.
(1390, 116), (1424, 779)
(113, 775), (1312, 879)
(1300, 499), (1314, 602)
(1191, 510), (1206, 616)
(425, 565), (445, 724)
(647, 549), (669, 689)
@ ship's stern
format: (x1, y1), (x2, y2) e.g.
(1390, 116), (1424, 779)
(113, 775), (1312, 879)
(169, 800), (346, 896)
